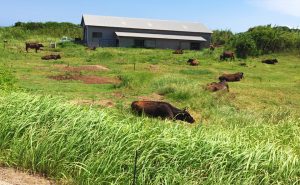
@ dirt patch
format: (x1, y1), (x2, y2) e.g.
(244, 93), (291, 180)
(54, 65), (109, 72)
(113, 92), (125, 99)
(49, 74), (120, 84)
(148, 65), (159, 72)
(0, 167), (53, 185)
(70, 99), (115, 107)
(63, 65), (109, 72)
(138, 93), (164, 101)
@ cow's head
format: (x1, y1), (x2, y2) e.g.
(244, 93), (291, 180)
(220, 55), (224, 60)
(238, 72), (244, 79)
(176, 109), (195, 124)
(38, 44), (44, 47)
(57, 55), (61, 59)
(273, 59), (278, 63)
(187, 59), (194, 63)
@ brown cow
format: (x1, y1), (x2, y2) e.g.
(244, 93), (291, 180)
(131, 101), (195, 124)
(41, 54), (61, 60)
(173, 49), (184, 54)
(187, 59), (199, 66)
(86, 46), (96, 51)
(209, 44), (215, 52)
(205, 80), (229, 92)
(219, 72), (244, 82)
(262, 59), (278, 64)
(25, 42), (44, 53)
(220, 51), (235, 61)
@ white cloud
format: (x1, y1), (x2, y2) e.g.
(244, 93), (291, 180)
(250, 0), (300, 17)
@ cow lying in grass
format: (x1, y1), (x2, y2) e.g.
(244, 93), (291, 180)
(131, 101), (195, 124)
(205, 80), (229, 92)
(173, 49), (184, 54)
(262, 59), (278, 64)
(219, 72), (244, 82)
(25, 42), (44, 53)
(187, 59), (199, 66)
(41, 54), (61, 60)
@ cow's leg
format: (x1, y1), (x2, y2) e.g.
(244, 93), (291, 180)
(35, 48), (38, 53)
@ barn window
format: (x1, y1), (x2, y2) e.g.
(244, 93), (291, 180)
(134, 39), (145, 48)
(92, 32), (102, 38)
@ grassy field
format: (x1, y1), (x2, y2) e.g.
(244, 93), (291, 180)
(0, 38), (300, 184)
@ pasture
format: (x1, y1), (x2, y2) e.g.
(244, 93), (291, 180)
(0, 39), (300, 184)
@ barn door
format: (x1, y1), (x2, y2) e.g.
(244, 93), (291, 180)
(190, 42), (200, 50)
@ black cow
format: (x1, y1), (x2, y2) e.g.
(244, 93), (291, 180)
(220, 51), (235, 61)
(25, 42), (44, 53)
(262, 59), (278, 64)
(41, 54), (61, 60)
(131, 101), (195, 124)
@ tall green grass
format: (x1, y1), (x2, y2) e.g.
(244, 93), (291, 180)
(0, 92), (299, 184)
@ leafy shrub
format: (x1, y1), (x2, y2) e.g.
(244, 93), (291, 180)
(211, 30), (234, 45)
(228, 33), (258, 58)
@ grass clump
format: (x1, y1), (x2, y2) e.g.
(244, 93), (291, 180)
(0, 67), (17, 91)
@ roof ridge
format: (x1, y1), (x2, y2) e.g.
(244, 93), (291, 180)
(82, 14), (212, 33)
(83, 14), (203, 25)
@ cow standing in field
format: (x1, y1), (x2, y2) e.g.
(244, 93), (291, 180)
(219, 72), (244, 82)
(220, 51), (235, 61)
(209, 44), (215, 52)
(131, 101), (195, 124)
(205, 80), (229, 92)
(25, 42), (44, 53)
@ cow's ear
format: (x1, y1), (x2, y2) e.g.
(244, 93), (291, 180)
(183, 107), (188, 111)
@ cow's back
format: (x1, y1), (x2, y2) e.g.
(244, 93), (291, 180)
(131, 101), (174, 118)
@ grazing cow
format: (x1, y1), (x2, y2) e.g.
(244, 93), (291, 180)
(131, 101), (195, 124)
(209, 44), (215, 52)
(220, 51), (235, 61)
(219, 72), (244, 82)
(262, 59), (278, 64)
(25, 42), (44, 53)
(173, 49), (184, 54)
(205, 80), (229, 92)
(187, 59), (199, 66)
(41, 54), (61, 60)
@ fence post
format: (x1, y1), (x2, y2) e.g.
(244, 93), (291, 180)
(3, 40), (7, 49)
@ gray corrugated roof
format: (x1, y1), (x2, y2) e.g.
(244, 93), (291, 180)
(82, 15), (212, 33)
(115, 32), (206, 41)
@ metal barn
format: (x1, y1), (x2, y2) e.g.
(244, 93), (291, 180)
(81, 15), (212, 50)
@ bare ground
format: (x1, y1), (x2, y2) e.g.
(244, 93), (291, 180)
(0, 167), (53, 185)
(49, 74), (120, 84)
(70, 99), (115, 107)
(54, 64), (109, 72)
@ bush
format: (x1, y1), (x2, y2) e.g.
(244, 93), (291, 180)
(228, 33), (258, 58)
(211, 30), (234, 45)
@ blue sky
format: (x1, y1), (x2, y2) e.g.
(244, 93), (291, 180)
(1, 0), (299, 32)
